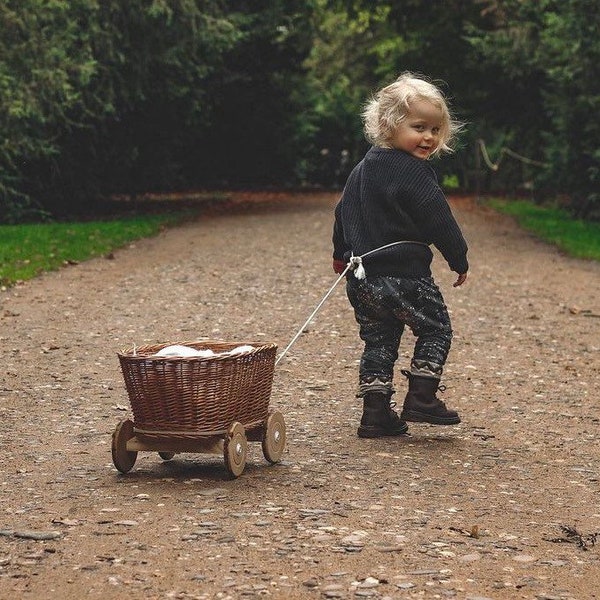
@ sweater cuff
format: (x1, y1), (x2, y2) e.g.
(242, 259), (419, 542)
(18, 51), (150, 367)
(450, 256), (469, 274)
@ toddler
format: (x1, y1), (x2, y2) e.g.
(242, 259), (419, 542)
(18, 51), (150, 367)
(332, 72), (468, 438)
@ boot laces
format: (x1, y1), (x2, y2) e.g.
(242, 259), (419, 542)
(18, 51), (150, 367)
(434, 384), (449, 407)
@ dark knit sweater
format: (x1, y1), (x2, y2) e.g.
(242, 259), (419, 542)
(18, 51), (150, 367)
(332, 147), (469, 278)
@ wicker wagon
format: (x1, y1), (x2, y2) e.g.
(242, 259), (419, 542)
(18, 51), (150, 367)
(112, 340), (286, 477)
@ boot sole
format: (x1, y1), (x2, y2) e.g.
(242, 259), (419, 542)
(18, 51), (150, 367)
(400, 410), (460, 425)
(357, 424), (409, 438)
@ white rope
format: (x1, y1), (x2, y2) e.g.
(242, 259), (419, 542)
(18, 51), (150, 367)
(360, 240), (427, 259)
(275, 264), (351, 365)
(275, 240), (427, 365)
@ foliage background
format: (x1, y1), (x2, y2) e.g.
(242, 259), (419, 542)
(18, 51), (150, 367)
(1, 0), (598, 222)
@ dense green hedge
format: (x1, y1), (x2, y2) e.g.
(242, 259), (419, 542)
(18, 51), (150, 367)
(0, 0), (314, 221)
(1, 1), (598, 222)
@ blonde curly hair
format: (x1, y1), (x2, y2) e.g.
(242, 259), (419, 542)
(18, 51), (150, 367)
(362, 72), (463, 156)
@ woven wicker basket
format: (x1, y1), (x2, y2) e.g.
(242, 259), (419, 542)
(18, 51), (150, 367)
(118, 340), (277, 438)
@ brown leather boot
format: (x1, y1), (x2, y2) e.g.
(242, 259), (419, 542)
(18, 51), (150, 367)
(400, 370), (461, 425)
(358, 392), (409, 438)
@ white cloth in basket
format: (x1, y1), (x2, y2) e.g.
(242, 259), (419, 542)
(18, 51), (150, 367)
(154, 344), (255, 358)
(227, 344), (255, 355)
(154, 345), (213, 358)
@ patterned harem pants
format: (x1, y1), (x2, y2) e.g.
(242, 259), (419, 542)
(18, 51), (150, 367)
(346, 275), (453, 385)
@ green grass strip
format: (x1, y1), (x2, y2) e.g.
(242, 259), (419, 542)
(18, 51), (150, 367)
(487, 198), (600, 262)
(0, 212), (188, 287)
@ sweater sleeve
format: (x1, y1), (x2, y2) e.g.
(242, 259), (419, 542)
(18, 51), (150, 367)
(404, 162), (469, 274)
(332, 197), (348, 260)
(414, 188), (469, 274)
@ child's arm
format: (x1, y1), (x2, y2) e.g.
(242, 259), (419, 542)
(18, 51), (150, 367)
(332, 199), (349, 271)
(408, 183), (469, 276)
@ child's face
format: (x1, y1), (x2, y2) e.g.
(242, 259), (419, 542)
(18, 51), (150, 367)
(390, 99), (443, 160)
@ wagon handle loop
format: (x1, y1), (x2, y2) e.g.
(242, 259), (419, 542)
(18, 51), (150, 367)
(275, 240), (429, 365)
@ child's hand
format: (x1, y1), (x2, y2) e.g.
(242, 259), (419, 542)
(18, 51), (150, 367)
(453, 272), (468, 287)
(333, 259), (347, 274)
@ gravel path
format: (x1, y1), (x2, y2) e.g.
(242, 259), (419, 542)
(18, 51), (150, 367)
(1, 192), (599, 600)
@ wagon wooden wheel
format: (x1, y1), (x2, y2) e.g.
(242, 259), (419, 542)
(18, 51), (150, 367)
(262, 411), (286, 464)
(223, 422), (247, 478)
(112, 419), (138, 473)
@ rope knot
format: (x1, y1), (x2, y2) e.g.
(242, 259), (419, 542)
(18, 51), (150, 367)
(349, 255), (366, 280)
